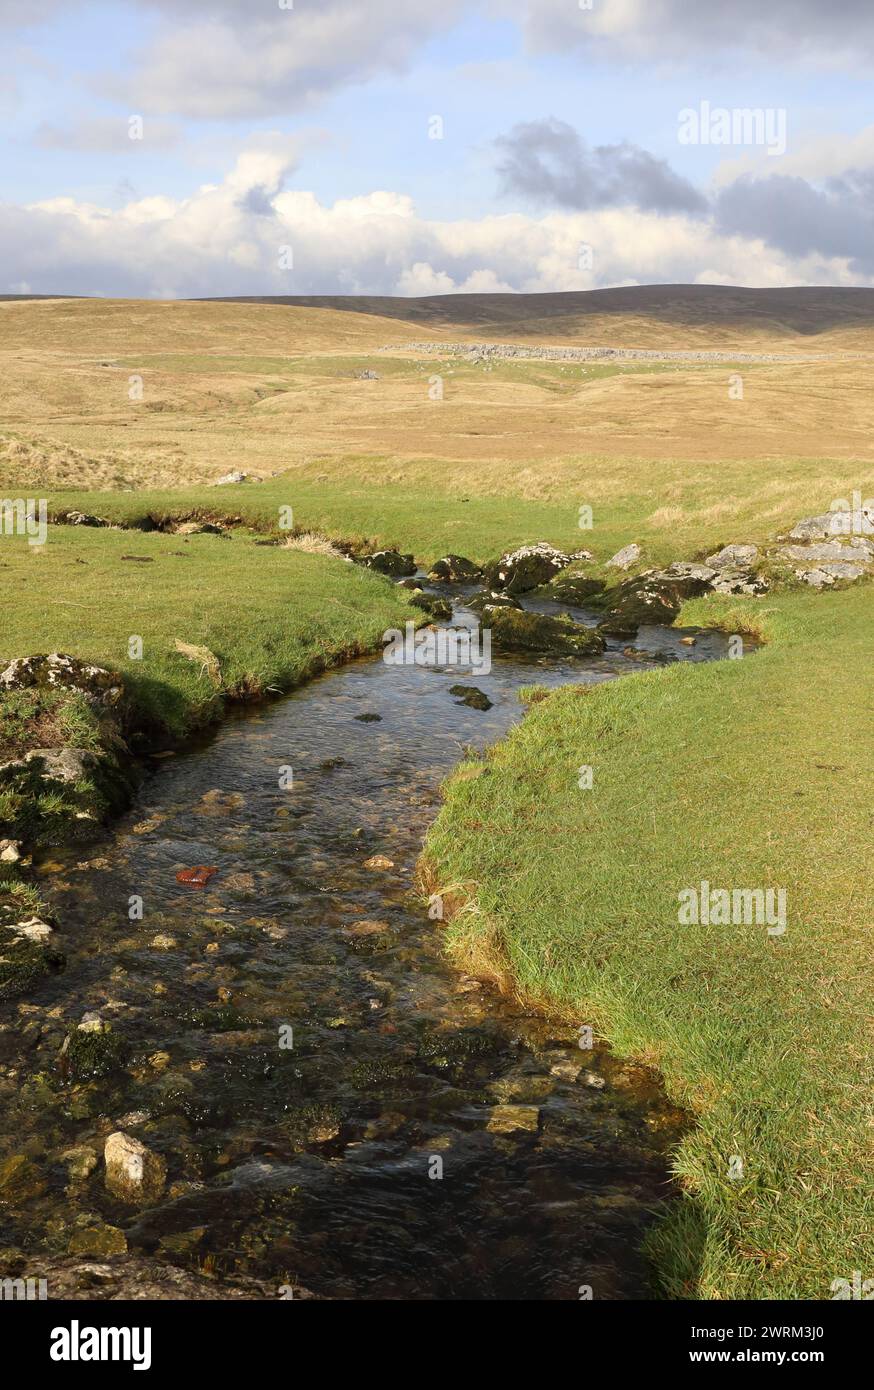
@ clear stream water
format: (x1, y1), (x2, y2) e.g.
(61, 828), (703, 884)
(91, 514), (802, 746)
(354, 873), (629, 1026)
(4, 588), (736, 1300)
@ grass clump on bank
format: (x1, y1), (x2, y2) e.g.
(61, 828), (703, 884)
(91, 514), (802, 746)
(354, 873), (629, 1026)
(424, 584), (873, 1299)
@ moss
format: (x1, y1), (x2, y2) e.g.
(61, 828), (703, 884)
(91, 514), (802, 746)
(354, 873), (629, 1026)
(62, 1026), (130, 1081)
(0, 931), (65, 1002)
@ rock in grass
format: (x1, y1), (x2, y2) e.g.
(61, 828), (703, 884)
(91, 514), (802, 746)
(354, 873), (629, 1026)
(484, 607), (606, 657)
(359, 549), (417, 577)
(428, 555), (483, 583)
(0, 653), (123, 707)
(448, 684), (493, 710)
(605, 542), (641, 570)
(486, 1105), (540, 1134)
(710, 568), (769, 596)
(24, 748), (95, 785)
(705, 544), (759, 569)
(104, 1131), (167, 1205)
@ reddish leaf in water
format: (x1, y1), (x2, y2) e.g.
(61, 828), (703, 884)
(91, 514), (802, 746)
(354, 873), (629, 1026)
(176, 865), (218, 888)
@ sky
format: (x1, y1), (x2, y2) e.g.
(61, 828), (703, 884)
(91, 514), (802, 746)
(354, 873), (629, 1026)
(2, 0), (874, 298)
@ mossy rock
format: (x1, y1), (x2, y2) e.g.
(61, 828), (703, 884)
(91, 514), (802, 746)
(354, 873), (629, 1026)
(466, 590), (522, 615)
(0, 1154), (48, 1205)
(0, 930), (65, 1001)
(483, 607), (606, 657)
(428, 555), (483, 583)
(532, 575), (606, 605)
(596, 576), (685, 636)
(61, 1025), (130, 1081)
(409, 592), (453, 620)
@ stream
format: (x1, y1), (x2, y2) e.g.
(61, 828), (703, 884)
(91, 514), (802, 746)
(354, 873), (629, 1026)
(2, 585), (736, 1300)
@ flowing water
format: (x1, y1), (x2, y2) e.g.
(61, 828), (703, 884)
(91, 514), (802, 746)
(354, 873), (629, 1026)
(2, 589), (736, 1300)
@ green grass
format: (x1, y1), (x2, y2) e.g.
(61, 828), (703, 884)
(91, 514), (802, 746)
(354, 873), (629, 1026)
(0, 526), (414, 742)
(42, 456), (842, 572)
(424, 584), (873, 1299)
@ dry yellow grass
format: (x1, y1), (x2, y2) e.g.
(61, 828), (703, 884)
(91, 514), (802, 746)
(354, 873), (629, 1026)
(1, 293), (873, 499)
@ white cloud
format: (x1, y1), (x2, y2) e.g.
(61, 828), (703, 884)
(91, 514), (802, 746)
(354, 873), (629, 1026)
(507, 0), (874, 67)
(2, 142), (868, 299)
(104, 0), (464, 118)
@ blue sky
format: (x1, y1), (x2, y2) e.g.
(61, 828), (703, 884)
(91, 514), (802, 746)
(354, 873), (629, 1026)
(2, 0), (874, 296)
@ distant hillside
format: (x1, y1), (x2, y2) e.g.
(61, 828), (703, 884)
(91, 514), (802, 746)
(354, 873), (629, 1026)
(200, 285), (874, 349)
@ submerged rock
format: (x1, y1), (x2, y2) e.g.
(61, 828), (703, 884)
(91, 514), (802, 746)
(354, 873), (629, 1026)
(486, 1105), (541, 1134)
(428, 554), (482, 583)
(448, 684), (493, 710)
(104, 1131), (167, 1205)
(484, 607), (606, 657)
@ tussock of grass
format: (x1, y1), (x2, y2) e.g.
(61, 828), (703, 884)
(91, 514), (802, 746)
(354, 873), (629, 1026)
(425, 585), (873, 1299)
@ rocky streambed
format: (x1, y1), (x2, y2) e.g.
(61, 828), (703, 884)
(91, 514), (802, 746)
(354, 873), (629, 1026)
(0, 573), (745, 1300)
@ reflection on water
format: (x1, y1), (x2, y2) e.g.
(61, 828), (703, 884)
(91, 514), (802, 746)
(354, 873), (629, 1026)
(3, 592), (736, 1299)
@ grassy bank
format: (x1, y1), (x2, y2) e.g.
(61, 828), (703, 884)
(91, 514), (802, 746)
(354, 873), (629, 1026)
(424, 585), (873, 1299)
(40, 460), (869, 573)
(0, 525), (413, 844)
(0, 525), (413, 739)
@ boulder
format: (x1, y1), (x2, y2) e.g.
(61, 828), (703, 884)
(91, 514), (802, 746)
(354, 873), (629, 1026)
(605, 543), (641, 571)
(787, 510), (874, 541)
(466, 590), (522, 615)
(483, 542), (573, 595)
(596, 575), (686, 636)
(427, 554), (483, 583)
(212, 471), (248, 486)
(408, 592), (452, 620)
(780, 541), (873, 565)
(531, 574), (606, 605)
(104, 1131), (166, 1205)
(25, 748), (95, 785)
(359, 549), (417, 578)
(0, 654), (124, 708)
(710, 569), (769, 596)
(705, 544), (759, 569)
(483, 607), (606, 657)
